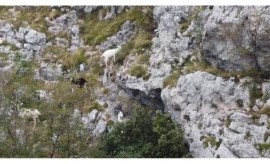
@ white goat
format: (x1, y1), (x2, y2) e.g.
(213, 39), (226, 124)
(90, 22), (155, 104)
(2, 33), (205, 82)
(101, 45), (121, 67)
(19, 105), (41, 130)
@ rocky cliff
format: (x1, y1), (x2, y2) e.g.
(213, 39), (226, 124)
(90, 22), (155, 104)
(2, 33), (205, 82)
(117, 6), (270, 157)
(0, 6), (270, 158)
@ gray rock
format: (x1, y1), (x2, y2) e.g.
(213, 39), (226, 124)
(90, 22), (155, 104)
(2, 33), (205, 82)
(259, 114), (268, 126)
(81, 109), (99, 130)
(201, 7), (270, 72)
(0, 131), (6, 142)
(0, 22), (14, 36)
(104, 6), (125, 20)
(161, 71), (267, 157)
(92, 118), (107, 136)
(84, 6), (98, 13)
(24, 30), (46, 45)
(23, 43), (41, 51)
(262, 82), (270, 98)
(99, 20), (136, 51)
(15, 27), (29, 41)
(230, 112), (253, 124)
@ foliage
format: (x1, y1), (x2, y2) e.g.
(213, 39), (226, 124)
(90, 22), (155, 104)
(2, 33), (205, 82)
(184, 58), (260, 79)
(80, 7), (153, 46)
(248, 83), (263, 107)
(61, 49), (86, 70)
(93, 109), (190, 158)
(115, 41), (134, 65)
(235, 99), (244, 108)
(225, 115), (232, 128)
(136, 53), (150, 65)
(202, 136), (222, 149)
(163, 71), (181, 88)
(128, 64), (148, 78)
(258, 143), (270, 153)
(133, 30), (152, 49)
(85, 101), (103, 113)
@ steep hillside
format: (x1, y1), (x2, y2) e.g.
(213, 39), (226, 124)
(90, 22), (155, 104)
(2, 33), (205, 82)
(0, 6), (270, 158)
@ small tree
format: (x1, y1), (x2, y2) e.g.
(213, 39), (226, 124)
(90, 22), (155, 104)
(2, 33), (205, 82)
(94, 108), (191, 158)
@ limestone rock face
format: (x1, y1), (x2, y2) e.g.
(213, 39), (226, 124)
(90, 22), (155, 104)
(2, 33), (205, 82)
(99, 20), (136, 52)
(24, 29), (46, 46)
(200, 6), (270, 72)
(161, 72), (270, 158)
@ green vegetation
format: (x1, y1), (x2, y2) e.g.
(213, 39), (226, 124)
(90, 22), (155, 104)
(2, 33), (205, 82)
(0, 62), (97, 157)
(115, 41), (133, 64)
(249, 83), (263, 107)
(264, 132), (270, 142)
(92, 109), (191, 158)
(136, 53), (150, 65)
(179, 6), (204, 34)
(85, 101), (103, 113)
(13, 7), (61, 33)
(133, 30), (152, 49)
(202, 136), (222, 149)
(235, 99), (244, 108)
(225, 115), (232, 128)
(128, 64), (148, 78)
(231, 47), (253, 56)
(184, 58), (260, 79)
(0, 41), (19, 51)
(60, 49), (86, 70)
(0, 52), (9, 62)
(258, 143), (270, 153)
(163, 71), (181, 88)
(80, 7), (153, 46)
(245, 131), (252, 140)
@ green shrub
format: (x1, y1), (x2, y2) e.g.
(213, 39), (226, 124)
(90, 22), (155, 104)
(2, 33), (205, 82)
(258, 143), (270, 153)
(245, 131), (252, 139)
(260, 106), (270, 117)
(225, 115), (232, 128)
(85, 101), (103, 113)
(128, 64), (148, 78)
(249, 83), (263, 107)
(133, 30), (152, 49)
(102, 88), (110, 95)
(80, 7), (153, 46)
(115, 41), (133, 64)
(163, 71), (181, 88)
(203, 137), (222, 149)
(236, 99), (244, 108)
(137, 53), (150, 64)
(61, 49), (86, 69)
(93, 109), (190, 158)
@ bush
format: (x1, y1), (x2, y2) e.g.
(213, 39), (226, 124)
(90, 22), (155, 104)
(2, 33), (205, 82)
(137, 53), (150, 65)
(163, 71), (181, 88)
(236, 99), (244, 108)
(115, 41), (133, 65)
(249, 83), (263, 107)
(94, 109), (190, 158)
(133, 30), (152, 49)
(85, 101), (103, 113)
(80, 7), (154, 46)
(128, 64), (148, 78)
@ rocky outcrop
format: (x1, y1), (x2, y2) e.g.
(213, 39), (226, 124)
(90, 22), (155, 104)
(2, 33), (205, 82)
(151, 6), (191, 64)
(200, 6), (270, 72)
(161, 71), (270, 158)
(151, 6), (270, 73)
(46, 10), (85, 52)
(99, 20), (136, 51)
(0, 22), (46, 57)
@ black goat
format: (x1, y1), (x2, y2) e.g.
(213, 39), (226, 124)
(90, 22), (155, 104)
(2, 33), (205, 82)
(71, 77), (87, 88)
